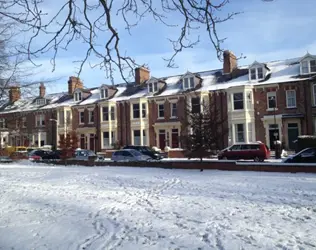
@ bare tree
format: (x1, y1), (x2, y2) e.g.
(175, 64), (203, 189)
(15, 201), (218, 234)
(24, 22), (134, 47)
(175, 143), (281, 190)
(0, 0), (244, 83)
(181, 93), (228, 161)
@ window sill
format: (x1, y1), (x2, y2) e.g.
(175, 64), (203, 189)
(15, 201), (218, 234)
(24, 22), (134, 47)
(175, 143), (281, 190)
(231, 109), (245, 112)
(170, 116), (178, 119)
(157, 117), (164, 120)
(266, 108), (278, 111)
(285, 107), (297, 109)
(88, 122), (94, 124)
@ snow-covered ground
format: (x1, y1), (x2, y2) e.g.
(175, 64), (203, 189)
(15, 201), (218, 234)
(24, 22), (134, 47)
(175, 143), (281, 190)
(0, 162), (316, 250)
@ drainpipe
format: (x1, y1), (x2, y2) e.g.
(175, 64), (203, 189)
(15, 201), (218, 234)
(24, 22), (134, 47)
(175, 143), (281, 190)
(304, 81), (308, 134)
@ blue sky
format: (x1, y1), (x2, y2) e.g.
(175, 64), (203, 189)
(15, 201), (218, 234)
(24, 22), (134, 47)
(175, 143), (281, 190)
(23, 0), (316, 93)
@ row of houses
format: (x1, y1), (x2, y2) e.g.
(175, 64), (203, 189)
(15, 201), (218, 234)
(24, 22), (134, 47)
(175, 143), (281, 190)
(0, 50), (316, 152)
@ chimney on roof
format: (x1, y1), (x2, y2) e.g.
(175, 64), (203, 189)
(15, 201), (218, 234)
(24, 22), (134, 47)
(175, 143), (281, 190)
(223, 50), (237, 74)
(39, 83), (46, 98)
(135, 67), (150, 85)
(68, 76), (83, 95)
(9, 86), (21, 103)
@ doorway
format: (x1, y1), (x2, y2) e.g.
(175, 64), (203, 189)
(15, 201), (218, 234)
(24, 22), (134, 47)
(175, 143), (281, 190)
(89, 134), (95, 152)
(171, 129), (179, 148)
(287, 123), (299, 150)
(269, 124), (279, 150)
(159, 130), (166, 150)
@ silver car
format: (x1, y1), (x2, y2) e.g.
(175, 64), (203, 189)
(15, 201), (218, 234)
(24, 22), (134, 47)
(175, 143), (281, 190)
(111, 149), (152, 162)
(74, 149), (97, 161)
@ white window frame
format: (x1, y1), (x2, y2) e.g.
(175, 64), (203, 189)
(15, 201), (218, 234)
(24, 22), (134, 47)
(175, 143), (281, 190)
(0, 118), (6, 129)
(132, 103), (140, 119)
(79, 111), (84, 124)
(267, 92), (277, 110)
(142, 129), (147, 146)
(58, 110), (65, 125)
(133, 130), (141, 145)
(36, 114), (45, 127)
(36, 99), (46, 106)
(22, 117), (27, 128)
(148, 82), (158, 93)
(183, 77), (194, 90)
(235, 124), (245, 143)
(103, 131), (110, 148)
(100, 88), (108, 99)
(88, 110), (94, 123)
(102, 106), (109, 121)
(110, 106), (115, 120)
(158, 104), (164, 118)
(233, 92), (244, 110)
(301, 59), (316, 75)
(249, 67), (264, 81)
(141, 103), (146, 118)
(286, 90), (296, 108)
(74, 91), (82, 102)
(171, 103), (177, 118)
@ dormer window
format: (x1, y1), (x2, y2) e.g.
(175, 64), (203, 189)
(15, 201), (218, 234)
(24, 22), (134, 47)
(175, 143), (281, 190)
(250, 67), (264, 81)
(101, 88), (108, 99)
(301, 59), (316, 75)
(36, 99), (46, 106)
(148, 82), (158, 93)
(74, 91), (82, 102)
(183, 77), (194, 90)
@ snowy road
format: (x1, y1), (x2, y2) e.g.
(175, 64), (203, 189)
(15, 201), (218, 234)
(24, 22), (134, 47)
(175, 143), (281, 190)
(0, 163), (316, 250)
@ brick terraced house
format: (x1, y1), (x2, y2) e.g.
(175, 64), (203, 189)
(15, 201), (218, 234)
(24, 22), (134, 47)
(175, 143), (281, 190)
(0, 51), (315, 151)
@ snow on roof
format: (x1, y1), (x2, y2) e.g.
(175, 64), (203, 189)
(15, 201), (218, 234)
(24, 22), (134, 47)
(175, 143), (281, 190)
(79, 88), (100, 105)
(226, 57), (310, 88)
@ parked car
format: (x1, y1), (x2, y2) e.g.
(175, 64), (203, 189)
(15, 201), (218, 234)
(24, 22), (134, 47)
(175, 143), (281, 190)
(123, 145), (164, 160)
(283, 147), (316, 163)
(41, 150), (62, 161)
(112, 149), (152, 162)
(218, 142), (270, 162)
(74, 149), (97, 161)
(0, 156), (13, 163)
(29, 150), (52, 161)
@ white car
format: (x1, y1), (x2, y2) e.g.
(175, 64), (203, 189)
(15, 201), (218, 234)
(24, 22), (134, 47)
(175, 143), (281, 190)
(111, 149), (152, 162)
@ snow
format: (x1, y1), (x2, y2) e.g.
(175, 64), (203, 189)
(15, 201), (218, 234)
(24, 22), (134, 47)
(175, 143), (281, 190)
(1, 162), (316, 250)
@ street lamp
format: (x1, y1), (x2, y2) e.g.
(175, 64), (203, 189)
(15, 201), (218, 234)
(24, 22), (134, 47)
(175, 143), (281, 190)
(49, 118), (58, 150)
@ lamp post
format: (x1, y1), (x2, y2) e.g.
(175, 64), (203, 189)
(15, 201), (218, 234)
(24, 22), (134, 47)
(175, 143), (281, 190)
(49, 118), (58, 151)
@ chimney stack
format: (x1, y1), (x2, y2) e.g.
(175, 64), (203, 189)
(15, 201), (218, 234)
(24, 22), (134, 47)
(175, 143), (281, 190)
(39, 83), (46, 98)
(135, 67), (150, 85)
(9, 86), (21, 103)
(68, 76), (83, 95)
(223, 50), (237, 74)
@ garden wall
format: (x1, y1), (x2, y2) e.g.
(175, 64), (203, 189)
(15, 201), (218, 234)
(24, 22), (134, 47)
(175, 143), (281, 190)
(51, 159), (316, 173)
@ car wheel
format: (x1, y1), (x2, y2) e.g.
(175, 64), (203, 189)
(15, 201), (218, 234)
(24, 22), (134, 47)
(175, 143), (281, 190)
(254, 157), (260, 162)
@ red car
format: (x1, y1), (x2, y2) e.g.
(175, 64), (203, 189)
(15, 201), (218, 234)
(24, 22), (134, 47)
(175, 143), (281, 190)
(218, 142), (270, 162)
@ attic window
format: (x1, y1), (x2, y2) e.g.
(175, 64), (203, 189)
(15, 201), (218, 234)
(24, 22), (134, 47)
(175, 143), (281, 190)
(101, 88), (108, 99)
(36, 99), (46, 106)
(184, 77), (194, 90)
(74, 91), (82, 102)
(249, 67), (264, 81)
(148, 82), (158, 93)
(301, 59), (316, 75)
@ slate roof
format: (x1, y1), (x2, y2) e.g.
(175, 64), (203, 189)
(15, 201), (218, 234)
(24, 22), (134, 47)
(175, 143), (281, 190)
(0, 54), (315, 114)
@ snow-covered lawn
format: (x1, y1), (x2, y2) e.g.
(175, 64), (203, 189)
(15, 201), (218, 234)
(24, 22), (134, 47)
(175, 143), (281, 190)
(0, 162), (315, 250)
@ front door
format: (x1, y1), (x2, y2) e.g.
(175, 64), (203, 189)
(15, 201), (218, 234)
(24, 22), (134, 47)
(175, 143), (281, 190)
(171, 129), (179, 148)
(89, 134), (95, 152)
(159, 130), (166, 150)
(287, 123), (299, 150)
(80, 134), (85, 149)
(269, 124), (279, 150)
